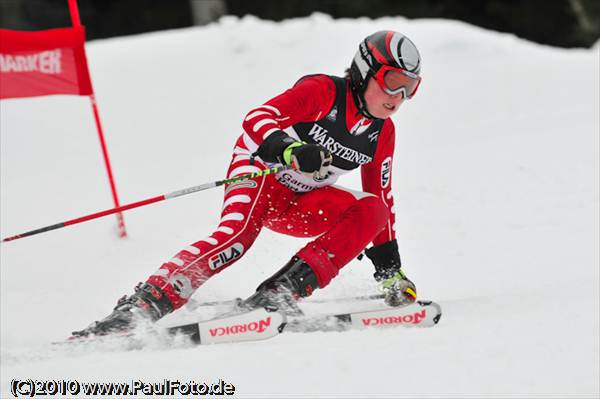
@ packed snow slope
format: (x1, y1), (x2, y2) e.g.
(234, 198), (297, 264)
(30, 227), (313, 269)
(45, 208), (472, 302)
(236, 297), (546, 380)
(1, 14), (599, 398)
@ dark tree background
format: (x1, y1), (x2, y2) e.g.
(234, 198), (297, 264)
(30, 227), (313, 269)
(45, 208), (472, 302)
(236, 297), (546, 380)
(1, 0), (599, 48)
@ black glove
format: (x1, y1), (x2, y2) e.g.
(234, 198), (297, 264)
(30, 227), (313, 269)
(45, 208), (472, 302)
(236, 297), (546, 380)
(286, 142), (332, 178)
(253, 130), (297, 164)
(254, 130), (332, 178)
(364, 239), (402, 281)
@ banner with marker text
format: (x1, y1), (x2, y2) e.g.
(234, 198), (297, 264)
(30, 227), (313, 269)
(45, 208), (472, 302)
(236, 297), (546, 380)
(0, 26), (92, 99)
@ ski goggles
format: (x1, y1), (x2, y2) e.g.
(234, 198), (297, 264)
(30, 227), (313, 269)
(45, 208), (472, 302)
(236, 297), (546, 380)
(372, 65), (421, 98)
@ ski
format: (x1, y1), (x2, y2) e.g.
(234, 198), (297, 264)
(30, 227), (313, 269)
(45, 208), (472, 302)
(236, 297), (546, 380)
(60, 300), (441, 347)
(166, 307), (286, 345)
(284, 300), (441, 333)
(168, 300), (441, 345)
(58, 308), (286, 347)
(184, 293), (386, 310)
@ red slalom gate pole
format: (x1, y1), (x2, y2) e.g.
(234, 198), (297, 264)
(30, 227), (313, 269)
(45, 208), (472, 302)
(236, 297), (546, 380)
(89, 94), (127, 237)
(1, 165), (292, 243)
(67, 0), (81, 26)
(68, 0), (127, 238)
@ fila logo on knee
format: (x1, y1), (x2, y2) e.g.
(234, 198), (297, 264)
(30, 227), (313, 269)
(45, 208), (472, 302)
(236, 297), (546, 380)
(209, 243), (245, 270)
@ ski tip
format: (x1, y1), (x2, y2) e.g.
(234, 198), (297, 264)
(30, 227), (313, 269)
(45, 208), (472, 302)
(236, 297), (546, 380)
(427, 301), (442, 325)
(277, 321), (287, 333)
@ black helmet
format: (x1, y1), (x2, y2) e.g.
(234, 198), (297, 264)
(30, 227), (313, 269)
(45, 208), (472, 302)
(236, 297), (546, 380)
(349, 31), (422, 118)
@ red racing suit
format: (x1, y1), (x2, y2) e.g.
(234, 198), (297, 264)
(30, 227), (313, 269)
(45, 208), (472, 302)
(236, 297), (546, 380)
(147, 75), (398, 309)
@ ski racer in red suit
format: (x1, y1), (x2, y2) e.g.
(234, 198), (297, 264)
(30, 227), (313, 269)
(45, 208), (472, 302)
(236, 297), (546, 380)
(74, 30), (424, 336)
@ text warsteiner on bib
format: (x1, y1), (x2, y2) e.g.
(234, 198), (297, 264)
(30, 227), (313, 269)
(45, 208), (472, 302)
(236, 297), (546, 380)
(277, 76), (385, 192)
(293, 76), (383, 171)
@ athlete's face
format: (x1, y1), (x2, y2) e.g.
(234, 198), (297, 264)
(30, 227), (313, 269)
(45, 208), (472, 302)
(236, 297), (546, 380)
(363, 78), (405, 119)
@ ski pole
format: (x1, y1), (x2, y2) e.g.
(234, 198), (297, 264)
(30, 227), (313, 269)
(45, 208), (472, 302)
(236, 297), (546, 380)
(2, 164), (293, 243)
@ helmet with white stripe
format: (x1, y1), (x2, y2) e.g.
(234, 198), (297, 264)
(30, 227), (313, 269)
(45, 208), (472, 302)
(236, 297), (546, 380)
(349, 31), (422, 117)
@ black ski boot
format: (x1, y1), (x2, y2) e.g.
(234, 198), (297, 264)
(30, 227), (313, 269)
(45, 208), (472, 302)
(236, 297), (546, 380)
(71, 283), (173, 338)
(240, 256), (320, 316)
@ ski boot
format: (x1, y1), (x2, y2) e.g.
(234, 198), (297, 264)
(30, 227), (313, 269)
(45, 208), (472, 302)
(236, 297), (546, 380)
(71, 282), (173, 337)
(379, 270), (417, 307)
(364, 239), (417, 307)
(239, 256), (320, 316)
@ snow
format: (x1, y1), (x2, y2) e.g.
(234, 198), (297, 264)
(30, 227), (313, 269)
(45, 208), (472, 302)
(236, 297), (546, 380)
(1, 13), (599, 398)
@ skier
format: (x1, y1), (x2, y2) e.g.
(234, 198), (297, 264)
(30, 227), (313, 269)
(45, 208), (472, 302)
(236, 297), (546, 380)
(74, 30), (423, 337)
